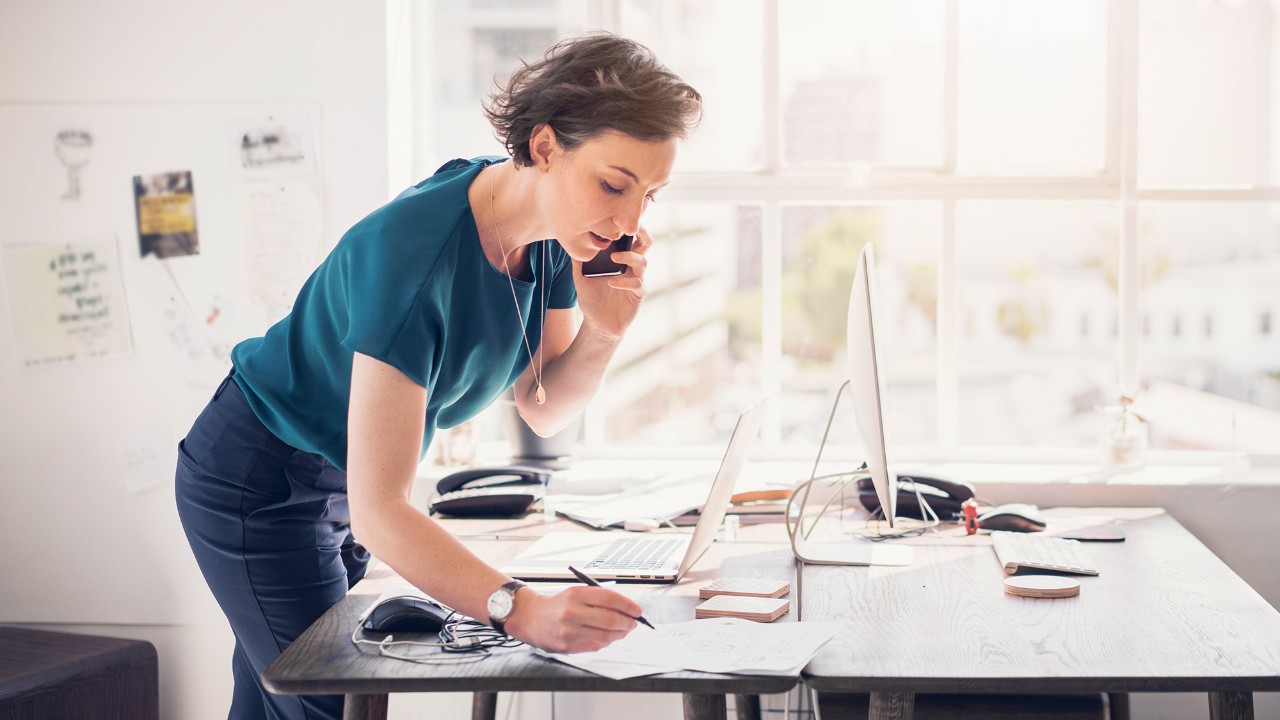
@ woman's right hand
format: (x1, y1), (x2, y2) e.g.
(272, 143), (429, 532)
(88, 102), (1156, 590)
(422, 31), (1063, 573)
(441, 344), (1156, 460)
(504, 585), (642, 653)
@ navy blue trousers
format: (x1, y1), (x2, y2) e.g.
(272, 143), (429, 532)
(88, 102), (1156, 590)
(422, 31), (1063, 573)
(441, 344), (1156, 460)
(176, 372), (369, 720)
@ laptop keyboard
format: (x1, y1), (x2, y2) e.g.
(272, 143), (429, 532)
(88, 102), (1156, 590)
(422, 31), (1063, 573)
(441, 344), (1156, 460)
(586, 538), (683, 571)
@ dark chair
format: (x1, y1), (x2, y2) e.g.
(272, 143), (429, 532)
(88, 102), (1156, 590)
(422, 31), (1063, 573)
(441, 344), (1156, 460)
(0, 626), (158, 720)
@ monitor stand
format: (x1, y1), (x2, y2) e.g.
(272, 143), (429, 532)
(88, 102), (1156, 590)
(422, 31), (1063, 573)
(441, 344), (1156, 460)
(785, 380), (916, 568)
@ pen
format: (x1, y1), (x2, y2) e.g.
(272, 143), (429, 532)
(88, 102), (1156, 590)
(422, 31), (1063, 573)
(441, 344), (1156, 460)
(567, 565), (656, 629)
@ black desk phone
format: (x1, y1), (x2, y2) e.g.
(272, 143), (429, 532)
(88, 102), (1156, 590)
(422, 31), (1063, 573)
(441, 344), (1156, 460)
(857, 473), (976, 519)
(428, 465), (551, 518)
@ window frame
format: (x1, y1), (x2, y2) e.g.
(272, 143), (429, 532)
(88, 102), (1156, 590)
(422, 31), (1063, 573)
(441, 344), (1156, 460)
(396, 0), (1280, 464)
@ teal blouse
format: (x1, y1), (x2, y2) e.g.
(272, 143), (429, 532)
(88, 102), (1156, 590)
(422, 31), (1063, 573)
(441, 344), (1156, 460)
(230, 157), (576, 471)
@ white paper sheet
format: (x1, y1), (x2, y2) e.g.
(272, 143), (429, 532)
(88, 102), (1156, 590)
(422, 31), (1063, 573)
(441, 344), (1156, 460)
(130, 255), (215, 364)
(229, 112), (317, 180)
(119, 421), (175, 494)
(540, 618), (839, 678)
(241, 181), (322, 317)
(2, 235), (132, 367)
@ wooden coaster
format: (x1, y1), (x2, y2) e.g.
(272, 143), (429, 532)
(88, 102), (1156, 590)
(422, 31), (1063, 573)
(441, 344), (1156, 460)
(698, 578), (790, 599)
(695, 595), (790, 622)
(1004, 575), (1081, 599)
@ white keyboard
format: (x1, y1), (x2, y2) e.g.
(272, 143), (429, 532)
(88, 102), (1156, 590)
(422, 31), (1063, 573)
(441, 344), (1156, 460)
(991, 531), (1099, 576)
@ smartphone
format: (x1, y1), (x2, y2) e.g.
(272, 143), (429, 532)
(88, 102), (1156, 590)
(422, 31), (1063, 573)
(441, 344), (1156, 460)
(581, 234), (635, 277)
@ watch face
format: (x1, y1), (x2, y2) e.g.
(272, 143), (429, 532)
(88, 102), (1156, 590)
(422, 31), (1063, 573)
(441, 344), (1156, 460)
(487, 589), (513, 620)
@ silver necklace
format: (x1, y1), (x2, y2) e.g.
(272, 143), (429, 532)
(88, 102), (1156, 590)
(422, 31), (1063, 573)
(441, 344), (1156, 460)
(489, 166), (547, 405)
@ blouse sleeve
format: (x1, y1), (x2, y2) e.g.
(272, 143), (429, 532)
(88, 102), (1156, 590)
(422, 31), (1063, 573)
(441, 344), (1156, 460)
(337, 224), (441, 389)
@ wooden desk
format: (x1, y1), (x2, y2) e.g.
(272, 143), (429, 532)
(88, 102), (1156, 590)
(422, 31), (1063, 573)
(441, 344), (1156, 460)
(797, 508), (1280, 720)
(262, 519), (799, 720)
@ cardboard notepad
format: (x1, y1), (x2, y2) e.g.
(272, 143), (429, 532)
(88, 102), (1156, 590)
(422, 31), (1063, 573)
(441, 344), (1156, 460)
(698, 577), (790, 599)
(695, 595), (790, 622)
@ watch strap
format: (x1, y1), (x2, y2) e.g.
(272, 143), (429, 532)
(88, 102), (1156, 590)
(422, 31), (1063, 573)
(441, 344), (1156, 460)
(489, 579), (526, 634)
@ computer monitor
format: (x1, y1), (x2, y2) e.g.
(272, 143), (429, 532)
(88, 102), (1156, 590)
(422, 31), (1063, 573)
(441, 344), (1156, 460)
(787, 243), (912, 567)
(847, 244), (898, 527)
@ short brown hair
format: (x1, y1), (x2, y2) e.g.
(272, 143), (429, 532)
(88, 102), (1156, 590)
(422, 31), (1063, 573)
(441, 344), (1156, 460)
(484, 32), (703, 167)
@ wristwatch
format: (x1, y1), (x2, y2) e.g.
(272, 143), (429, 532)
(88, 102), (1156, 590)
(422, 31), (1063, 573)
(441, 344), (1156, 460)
(486, 580), (526, 634)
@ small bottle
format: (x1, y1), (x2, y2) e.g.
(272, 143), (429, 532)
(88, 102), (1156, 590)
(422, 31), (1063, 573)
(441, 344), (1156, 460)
(722, 514), (740, 542)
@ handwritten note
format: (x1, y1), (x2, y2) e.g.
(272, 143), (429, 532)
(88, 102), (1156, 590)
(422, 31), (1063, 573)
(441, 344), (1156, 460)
(242, 182), (322, 317)
(2, 235), (132, 367)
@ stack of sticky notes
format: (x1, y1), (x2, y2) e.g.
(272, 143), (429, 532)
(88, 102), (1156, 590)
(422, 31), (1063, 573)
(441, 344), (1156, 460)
(695, 578), (791, 622)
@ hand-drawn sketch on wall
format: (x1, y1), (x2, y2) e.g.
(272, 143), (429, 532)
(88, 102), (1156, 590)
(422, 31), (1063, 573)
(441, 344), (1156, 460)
(231, 112), (316, 180)
(2, 234), (133, 368)
(54, 129), (93, 201)
(133, 170), (200, 258)
(243, 182), (322, 317)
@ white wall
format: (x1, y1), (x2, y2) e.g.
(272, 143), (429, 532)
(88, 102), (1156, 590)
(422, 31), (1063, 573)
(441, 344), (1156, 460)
(0, 2), (385, 718)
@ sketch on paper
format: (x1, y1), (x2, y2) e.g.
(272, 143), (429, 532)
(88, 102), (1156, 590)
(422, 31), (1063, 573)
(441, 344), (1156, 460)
(133, 170), (200, 258)
(2, 235), (133, 368)
(54, 128), (93, 201)
(233, 113), (316, 179)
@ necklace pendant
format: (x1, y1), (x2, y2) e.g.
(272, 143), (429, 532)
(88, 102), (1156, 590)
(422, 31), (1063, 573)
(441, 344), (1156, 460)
(535, 384), (546, 405)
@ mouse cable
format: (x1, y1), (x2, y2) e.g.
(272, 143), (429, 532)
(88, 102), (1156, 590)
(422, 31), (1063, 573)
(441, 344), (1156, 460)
(439, 613), (524, 653)
(349, 625), (490, 665)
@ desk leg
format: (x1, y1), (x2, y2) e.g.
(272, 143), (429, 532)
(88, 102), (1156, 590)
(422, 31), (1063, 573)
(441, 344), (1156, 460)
(1208, 691), (1253, 720)
(472, 691), (498, 720)
(683, 693), (727, 720)
(733, 693), (761, 720)
(343, 693), (388, 720)
(868, 691), (914, 720)
(795, 558), (805, 622)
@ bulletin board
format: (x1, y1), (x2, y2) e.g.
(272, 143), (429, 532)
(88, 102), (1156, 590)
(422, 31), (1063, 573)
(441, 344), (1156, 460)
(0, 102), (324, 624)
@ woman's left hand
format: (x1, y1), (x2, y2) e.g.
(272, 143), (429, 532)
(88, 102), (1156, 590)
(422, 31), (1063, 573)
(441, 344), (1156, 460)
(573, 226), (652, 340)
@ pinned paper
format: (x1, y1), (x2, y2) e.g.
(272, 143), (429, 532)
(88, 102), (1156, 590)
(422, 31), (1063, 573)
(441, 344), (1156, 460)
(2, 235), (132, 368)
(133, 170), (200, 258)
(229, 112), (317, 180)
(242, 182), (322, 316)
(120, 422), (174, 494)
(130, 255), (215, 364)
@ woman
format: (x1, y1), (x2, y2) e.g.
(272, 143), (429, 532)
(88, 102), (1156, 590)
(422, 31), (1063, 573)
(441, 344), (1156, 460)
(176, 32), (701, 720)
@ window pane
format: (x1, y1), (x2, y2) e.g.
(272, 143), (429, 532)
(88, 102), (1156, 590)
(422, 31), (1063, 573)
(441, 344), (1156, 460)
(620, 1), (765, 172)
(779, 0), (946, 169)
(1139, 0), (1280, 187)
(780, 205), (940, 455)
(602, 203), (763, 445)
(957, 0), (1108, 175)
(428, 8), (561, 165)
(956, 204), (1119, 446)
(1138, 203), (1280, 453)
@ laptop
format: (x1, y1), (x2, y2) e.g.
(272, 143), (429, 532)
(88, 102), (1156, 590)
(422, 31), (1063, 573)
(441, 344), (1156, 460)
(500, 398), (767, 583)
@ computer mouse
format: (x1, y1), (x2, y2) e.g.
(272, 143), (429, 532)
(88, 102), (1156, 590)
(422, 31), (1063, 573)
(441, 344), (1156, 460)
(362, 596), (451, 633)
(978, 503), (1047, 533)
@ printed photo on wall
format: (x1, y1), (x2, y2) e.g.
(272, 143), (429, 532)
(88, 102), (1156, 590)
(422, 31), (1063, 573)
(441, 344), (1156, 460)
(133, 170), (200, 258)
